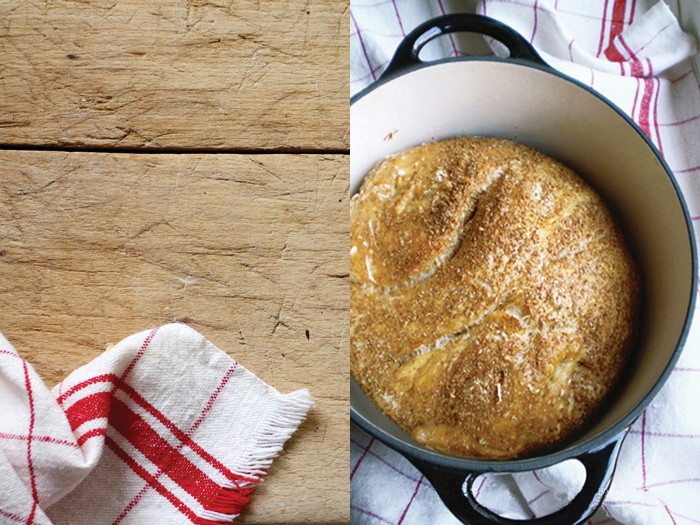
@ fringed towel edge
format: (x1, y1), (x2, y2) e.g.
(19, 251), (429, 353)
(199, 388), (314, 522)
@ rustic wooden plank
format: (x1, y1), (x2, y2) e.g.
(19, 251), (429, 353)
(0, 150), (349, 523)
(0, 0), (349, 150)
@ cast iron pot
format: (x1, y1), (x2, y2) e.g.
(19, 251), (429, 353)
(350, 14), (697, 525)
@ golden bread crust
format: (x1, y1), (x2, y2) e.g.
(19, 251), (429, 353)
(350, 136), (639, 459)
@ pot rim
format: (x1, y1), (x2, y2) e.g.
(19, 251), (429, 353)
(349, 55), (698, 472)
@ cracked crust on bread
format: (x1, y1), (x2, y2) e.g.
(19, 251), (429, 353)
(350, 136), (640, 459)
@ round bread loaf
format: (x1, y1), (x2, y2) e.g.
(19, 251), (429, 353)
(350, 136), (639, 459)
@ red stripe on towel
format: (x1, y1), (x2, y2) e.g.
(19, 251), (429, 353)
(66, 392), (111, 431)
(60, 373), (257, 484)
(121, 328), (158, 379)
(113, 365), (239, 524)
(77, 428), (107, 447)
(109, 397), (253, 513)
(21, 359), (38, 525)
(106, 436), (230, 525)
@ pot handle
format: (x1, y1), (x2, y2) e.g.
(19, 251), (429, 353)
(381, 14), (547, 80)
(406, 432), (626, 525)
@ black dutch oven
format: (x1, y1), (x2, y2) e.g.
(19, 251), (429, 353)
(350, 14), (697, 525)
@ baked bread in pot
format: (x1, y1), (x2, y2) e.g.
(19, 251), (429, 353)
(351, 136), (640, 459)
(350, 13), (696, 524)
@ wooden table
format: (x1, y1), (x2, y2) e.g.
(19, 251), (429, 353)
(0, 1), (349, 523)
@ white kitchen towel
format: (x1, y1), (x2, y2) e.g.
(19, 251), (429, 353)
(0, 323), (312, 524)
(350, 1), (700, 524)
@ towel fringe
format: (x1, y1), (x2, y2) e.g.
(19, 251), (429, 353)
(191, 514), (237, 525)
(203, 485), (255, 515)
(225, 388), (314, 479)
(196, 388), (313, 522)
(235, 388), (314, 478)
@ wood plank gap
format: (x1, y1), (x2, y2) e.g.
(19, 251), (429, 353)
(0, 144), (350, 155)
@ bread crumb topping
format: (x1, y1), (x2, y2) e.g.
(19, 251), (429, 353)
(350, 137), (640, 459)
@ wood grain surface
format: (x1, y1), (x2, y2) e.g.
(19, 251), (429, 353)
(0, 151), (349, 522)
(1, 0), (349, 520)
(0, 0), (349, 150)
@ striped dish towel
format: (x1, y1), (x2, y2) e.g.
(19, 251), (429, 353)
(0, 323), (312, 524)
(351, 1), (700, 524)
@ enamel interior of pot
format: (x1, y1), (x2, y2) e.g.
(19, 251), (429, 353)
(350, 60), (694, 461)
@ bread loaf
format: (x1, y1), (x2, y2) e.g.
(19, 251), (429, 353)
(350, 136), (639, 459)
